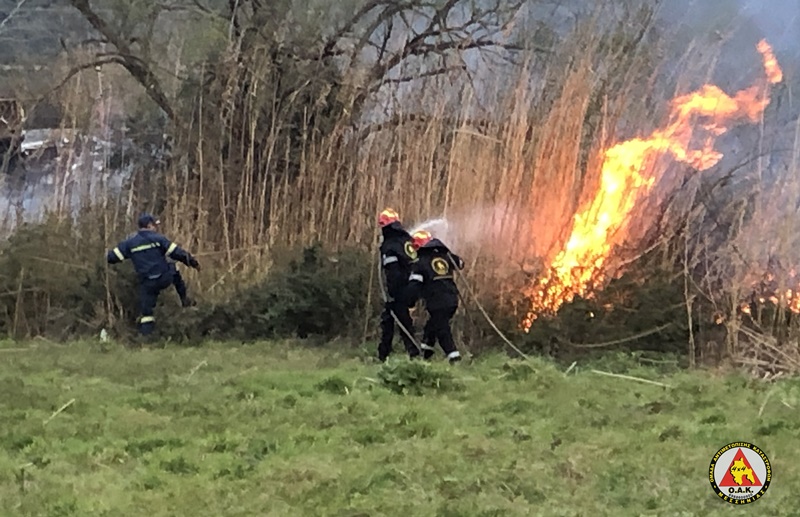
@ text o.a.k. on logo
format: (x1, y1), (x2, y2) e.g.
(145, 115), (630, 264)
(709, 442), (771, 505)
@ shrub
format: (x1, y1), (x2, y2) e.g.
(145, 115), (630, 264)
(0, 215), (374, 344)
(157, 242), (374, 343)
(0, 214), (136, 339)
(518, 262), (700, 363)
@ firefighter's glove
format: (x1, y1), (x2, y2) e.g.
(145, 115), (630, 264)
(189, 257), (201, 271)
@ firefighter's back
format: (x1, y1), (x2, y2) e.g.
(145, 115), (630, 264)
(124, 230), (171, 281)
(418, 245), (460, 311)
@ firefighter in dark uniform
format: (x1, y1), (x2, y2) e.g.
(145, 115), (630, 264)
(121, 238), (194, 307)
(107, 213), (200, 337)
(406, 230), (464, 363)
(378, 208), (421, 361)
(139, 218), (195, 307)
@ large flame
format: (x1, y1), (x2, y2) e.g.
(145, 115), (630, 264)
(522, 39), (783, 332)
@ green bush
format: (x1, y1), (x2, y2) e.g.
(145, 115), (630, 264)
(157, 242), (374, 343)
(0, 215), (374, 344)
(518, 262), (700, 363)
(238, 243), (372, 339)
(0, 214), (137, 339)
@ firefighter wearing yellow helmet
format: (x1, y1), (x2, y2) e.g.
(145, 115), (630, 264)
(407, 230), (465, 363)
(377, 208), (421, 361)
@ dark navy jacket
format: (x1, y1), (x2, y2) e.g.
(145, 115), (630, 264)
(107, 229), (195, 282)
(380, 222), (418, 301)
(406, 238), (464, 311)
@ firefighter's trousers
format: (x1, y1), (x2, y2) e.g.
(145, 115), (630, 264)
(379, 300), (419, 361)
(421, 306), (460, 361)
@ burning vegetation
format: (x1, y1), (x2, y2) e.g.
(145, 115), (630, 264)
(522, 39), (784, 333)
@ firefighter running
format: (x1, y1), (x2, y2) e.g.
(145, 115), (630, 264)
(107, 213), (200, 338)
(407, 230), (464, 364)
(377, 208), (421, 362)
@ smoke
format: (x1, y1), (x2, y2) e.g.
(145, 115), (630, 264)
(734, 0), (800, 53)
(405, 202), (556, 288)
(656, 0), (798, 92)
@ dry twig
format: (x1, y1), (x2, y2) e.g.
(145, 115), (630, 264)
(590, 369), (672, 388)
(43, 399), (76, 425)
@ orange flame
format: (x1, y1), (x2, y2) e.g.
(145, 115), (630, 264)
(522, 40), (783, 332)
(757, 39), (783, 84)
(735, 269), (800, 321)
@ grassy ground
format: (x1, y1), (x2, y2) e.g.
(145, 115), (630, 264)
(0, 340), (798, 516)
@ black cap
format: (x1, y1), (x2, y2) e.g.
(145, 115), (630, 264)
(137, 213), (159, 228)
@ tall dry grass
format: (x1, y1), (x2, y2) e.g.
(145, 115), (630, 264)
(145, 8), (663, 301)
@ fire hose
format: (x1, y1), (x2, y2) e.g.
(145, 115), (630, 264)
(375, 250), (529, 361)
(447, 252), (529, 361)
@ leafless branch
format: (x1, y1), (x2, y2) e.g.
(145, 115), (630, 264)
(364, 1), (539, 87)
(158, 0), (225, 19)
(46, 57), (124, 98)
(68, 0), (177, 122)
(0, 0), (30, 34)
(322, 0), (391, 58)
(375, 64), (466, 89)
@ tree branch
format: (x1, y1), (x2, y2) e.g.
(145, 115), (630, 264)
(46, 57), (125, 98)
(362, 0), (541, 88)
(374, 64), (466, 89)
(0, 0), (29, 34)
(368, 35), (527, 87)
(321, 0), (390, 59)
(68, 0), (177, 123)
(157, 1), (226, 20)
(348, 2), (410, 67)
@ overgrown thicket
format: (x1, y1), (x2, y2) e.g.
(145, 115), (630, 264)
(0, 213), (374, 342)
(1, 0), (799, 372)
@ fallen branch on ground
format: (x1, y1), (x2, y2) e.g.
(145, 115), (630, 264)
(565, 323), (673, 348)
(590, 369), (672, 388)
(185, 360), (207, 381)
(43, 398), (76, 425)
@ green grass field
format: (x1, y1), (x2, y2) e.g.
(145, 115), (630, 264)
(1, 340), (798, 516)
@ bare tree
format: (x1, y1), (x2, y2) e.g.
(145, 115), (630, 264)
(62, 0), (550, 124)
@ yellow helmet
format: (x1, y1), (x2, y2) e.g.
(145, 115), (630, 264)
(378, 208), (400, 227)
(411, 230), (432, 249)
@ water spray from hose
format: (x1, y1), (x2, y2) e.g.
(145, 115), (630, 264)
(409, 218), (450, 238)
